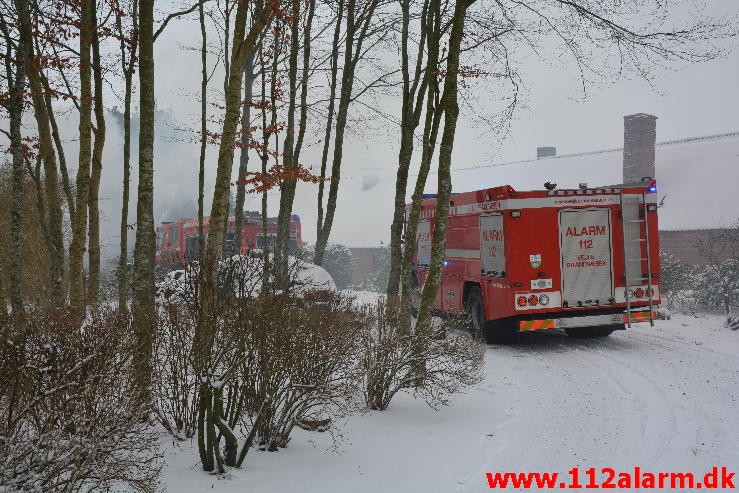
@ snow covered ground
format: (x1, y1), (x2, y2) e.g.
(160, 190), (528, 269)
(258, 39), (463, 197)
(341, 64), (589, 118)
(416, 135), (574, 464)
(161, 310), (739, 492)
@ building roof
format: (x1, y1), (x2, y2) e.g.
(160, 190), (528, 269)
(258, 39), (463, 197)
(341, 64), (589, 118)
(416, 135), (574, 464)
(449, 131), (739, 231)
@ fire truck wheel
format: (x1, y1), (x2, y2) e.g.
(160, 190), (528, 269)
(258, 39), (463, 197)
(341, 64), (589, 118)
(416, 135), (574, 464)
(565, 326), (614, 338)
(466, 286), (487, 341)
(465, 287), (516, 344)
(486, 319), (518, 344)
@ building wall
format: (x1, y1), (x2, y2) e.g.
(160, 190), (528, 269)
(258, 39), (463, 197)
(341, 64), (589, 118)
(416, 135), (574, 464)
(659, 229), (730, 266)
(349, 247), (381, 285)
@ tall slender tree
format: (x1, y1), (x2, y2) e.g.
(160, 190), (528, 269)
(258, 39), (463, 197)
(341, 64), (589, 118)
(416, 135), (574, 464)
(414, 0), (475, 334)
(386, 0), (432, 298)
(16, 0), (65, 308)
(68, 0), (94, 308)
(203, 0), (274, 282)
(131, 0), (156, 402)
(116, 0), (139, 309)
(197, 0), (208, 259)
(88, 0), (106, 305)
(1, 2), (29, 313)
(313, 0), (381, 266)
(275, 0), (315, 282)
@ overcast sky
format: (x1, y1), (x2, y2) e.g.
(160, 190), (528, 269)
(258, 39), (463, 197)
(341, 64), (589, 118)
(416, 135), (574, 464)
(7, 0), (739, 258)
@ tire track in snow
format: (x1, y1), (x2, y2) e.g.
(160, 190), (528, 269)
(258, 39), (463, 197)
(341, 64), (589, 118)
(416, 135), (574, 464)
(459, 325), (738, 492)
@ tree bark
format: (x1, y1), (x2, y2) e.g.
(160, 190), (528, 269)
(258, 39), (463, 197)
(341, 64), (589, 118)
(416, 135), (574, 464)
(88, 0), (106, 305)
(399, 0), (442, 329)
(197, 0), (207, 259)
(386, 0), (431, 298)
(39, 72), (75, 225)
(203, 0), (273, 288)
(415, 0), (474, 333)
(3, 6), (29, 314)
(276, 0), (314, 282)
(314, 0), (379, 266)
(233, 50), (256, 257)
(315, 0), (344, 249)
(132, 0), (156, 403)
(69, 0), (94, 308)
(16, 0), (65, 308)
(117, 0), (138, 309)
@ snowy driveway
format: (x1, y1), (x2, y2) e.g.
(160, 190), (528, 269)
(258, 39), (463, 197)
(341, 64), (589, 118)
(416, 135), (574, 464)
(163, 314), (739, 492)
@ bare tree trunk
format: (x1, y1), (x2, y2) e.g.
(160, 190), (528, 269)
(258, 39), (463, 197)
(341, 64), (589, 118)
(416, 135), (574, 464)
(258, 37), (275, 286)
(233, 50), (256, 257)
(88, 0), (106, 305)
(16, 0), (65, 308)
(117, 0), (138, 309)
(132, 0), (156, 403)
(316, 0), (344, 248)
(399, 0), (442, 328)
(40, 72), (75, 225)
(203, 0), (273, 284)
(415, 0), (474, 333)
(276, 0), (314, 282)
(197, 0), (207, 258)
(386, 0), (431, 298)
(275, 0), (301, 280)
(315, 0), (379, 265)
(3, 6), (29, 313)
(69, 0), (94, 309)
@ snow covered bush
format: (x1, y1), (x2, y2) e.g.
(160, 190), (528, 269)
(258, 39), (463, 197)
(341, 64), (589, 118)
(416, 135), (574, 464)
(304, 243), (354, 289)
(358, 300), (485, 411)
(694, 259), (739, 314)
(154, 255), (361, 474)
(0, 309), (162, 492)
(659, 252), (696, 309)
(242, 290), (364, 452)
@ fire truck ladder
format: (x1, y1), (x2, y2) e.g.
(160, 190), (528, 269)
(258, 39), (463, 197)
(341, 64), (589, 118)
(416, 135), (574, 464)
(620, 192), (655, 328)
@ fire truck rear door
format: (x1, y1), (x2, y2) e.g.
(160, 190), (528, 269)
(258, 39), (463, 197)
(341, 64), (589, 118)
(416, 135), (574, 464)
(416, 220), (431, 266)
(559, 208), (614, 307)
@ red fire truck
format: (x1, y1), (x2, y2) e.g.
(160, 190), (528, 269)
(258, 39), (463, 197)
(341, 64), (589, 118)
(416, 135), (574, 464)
(156, 212), (303, 265)
(409, 180), (660, 342)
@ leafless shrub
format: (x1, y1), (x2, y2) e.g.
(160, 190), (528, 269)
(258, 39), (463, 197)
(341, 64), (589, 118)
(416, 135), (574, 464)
(155, 302), (199, 440)
(359, 299), (485, 411)
(154, 254), (359, 473)
(0, 308), (162, 492)
(241, 290), (364, 452)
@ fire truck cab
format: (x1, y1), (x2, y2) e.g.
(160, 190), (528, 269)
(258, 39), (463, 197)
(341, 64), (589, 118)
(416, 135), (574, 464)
(410, 181), (660, 342)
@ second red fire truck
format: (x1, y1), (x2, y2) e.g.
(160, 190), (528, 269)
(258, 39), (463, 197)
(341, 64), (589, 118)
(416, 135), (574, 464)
(409, 180), (660, 342)
(156, 212), (303, 265)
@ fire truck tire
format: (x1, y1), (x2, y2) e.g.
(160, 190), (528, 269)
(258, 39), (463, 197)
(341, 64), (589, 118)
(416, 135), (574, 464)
(466, 287), (516, 344)
(565, 325), (614, 338)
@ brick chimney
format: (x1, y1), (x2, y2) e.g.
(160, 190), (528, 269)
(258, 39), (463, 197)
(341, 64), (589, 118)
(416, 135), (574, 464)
(623, 113), (657, 184)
